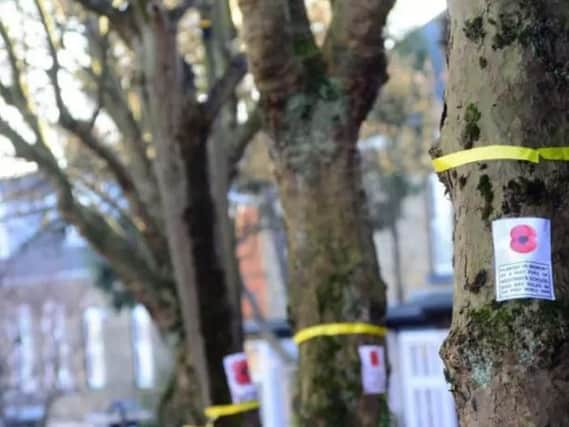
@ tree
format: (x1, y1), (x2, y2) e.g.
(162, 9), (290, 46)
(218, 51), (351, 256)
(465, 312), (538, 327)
(0, 0), (260, 425)
(433, 0), (569, 424)
(238, 0), (395, 425)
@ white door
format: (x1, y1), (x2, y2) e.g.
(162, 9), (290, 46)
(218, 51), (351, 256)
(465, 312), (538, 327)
(399, 330), (457, 427)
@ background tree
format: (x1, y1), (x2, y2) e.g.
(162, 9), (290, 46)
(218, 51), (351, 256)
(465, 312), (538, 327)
(238, 0), (395, 425)
(0, 0), (261, 425)
(434, 0), (569, 424)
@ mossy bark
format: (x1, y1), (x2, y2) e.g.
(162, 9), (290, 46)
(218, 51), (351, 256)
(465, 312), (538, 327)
(271, 92), (389, 427)
(436, 0), (569, 425)
(237, 0), (394, 424)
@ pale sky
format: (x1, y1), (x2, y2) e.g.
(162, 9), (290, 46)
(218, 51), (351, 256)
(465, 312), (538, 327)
(388, 0), (447, 39)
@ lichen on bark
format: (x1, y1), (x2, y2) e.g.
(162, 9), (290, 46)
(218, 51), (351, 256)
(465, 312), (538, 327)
(436, 0), (569, 424)
(461, 103), (481, 149)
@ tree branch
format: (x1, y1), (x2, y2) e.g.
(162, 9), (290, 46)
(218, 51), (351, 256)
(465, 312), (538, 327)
(0, 116), (177, 331)
(0, 21), (44, 139)
(237, 0), (303, 103)
(82, 20), (156, 189)
(72, 0), (140, 46)
(323, 0), (395, 123)
(228, 107), (261, 179)
(204, 54), (247, 123)
(33, 0), (167, 264)
(71, 0), (114, 15)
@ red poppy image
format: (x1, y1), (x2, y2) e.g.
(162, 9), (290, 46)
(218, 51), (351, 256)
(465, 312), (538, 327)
(231, 359), (252, 385)
(510, 224), (537, 253)
(370, 350), (380, 367)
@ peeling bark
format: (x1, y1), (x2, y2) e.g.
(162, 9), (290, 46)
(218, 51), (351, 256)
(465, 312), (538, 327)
(437, 1), (569, 425)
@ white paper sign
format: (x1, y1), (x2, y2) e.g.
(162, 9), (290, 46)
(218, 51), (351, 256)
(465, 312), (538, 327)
(358, 345), (387, 395)
(223, 352), (257, 403)
(492, 217), (554, 302)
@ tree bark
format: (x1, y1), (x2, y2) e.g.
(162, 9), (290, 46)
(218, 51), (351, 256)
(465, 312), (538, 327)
(273, 100), (389, 427)
(239, 0), (394, 424)
(145, 6), (258, 426)
(186, 134), (260, 427)
(159, 343), (206, 427)
(436, 1), (569, 425)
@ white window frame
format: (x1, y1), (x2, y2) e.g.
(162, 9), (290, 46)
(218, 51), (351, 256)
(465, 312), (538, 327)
(83, 307), (106, 389)
(131, 305), (155, 389)
(42, 302), (73, 390)
(17, 304), (37, 393)
(54, 304), (73, 389)
(399, 329), (457, 427)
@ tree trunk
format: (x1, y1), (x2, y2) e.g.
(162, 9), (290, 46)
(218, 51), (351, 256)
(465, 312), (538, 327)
(237, 0), (395, 423)
(186, 136), (261, 427)
(436, 1), (569, 425)
(272, 97), (389, 427)
(145, 14), (257, 426)
(159, 343), (206, 427)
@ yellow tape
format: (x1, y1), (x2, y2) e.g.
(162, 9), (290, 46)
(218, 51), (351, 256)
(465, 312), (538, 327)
(293, 322), (387, 345)
(432, 145), (569, 172)
(205, 400), (260, 420)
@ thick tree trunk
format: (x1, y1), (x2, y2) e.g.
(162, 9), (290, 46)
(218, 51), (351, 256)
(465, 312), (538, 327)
(271, 97), (389, 427)
(159, 344), (206, 427)
(436, 1), (569, 425)
(238, 1), (394, 424)
(145, 13), (257, 426)
(186, 137), (260, 427)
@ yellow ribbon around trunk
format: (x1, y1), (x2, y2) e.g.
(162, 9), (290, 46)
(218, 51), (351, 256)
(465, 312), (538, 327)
(204, 400), (260, 421)
(293, 322), (388, 345)
(432, 145), (569, 172)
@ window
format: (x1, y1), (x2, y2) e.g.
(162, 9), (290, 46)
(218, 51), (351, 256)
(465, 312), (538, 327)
(83, 307), (106, 389)
(398, 330), (457, 427)
(54, 305), (73, 389)
(131, 305), (155, 389)
(427, 174), (453, 279)
(17, 304), (37, 392)
(41, 302), (73, 390)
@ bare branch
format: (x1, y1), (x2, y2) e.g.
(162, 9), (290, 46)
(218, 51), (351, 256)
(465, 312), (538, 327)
(0, 21), (44, 138)
(81, 20), (154, 179)
(1, 116), (176, 328)
(72, 0), (140, 45)
(71, 0), (115, 16)
(0, 21), (26, 102)
(33, 0), (167, 263)
(241, 283), (294, 363)
(204, 54), (247, 123)
(228, 107), (261, 178)
(324, 0), (395, 123)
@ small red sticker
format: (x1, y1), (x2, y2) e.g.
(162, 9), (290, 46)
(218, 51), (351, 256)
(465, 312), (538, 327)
(232, 359), (251, 385)
(370, 350), (380, 366)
